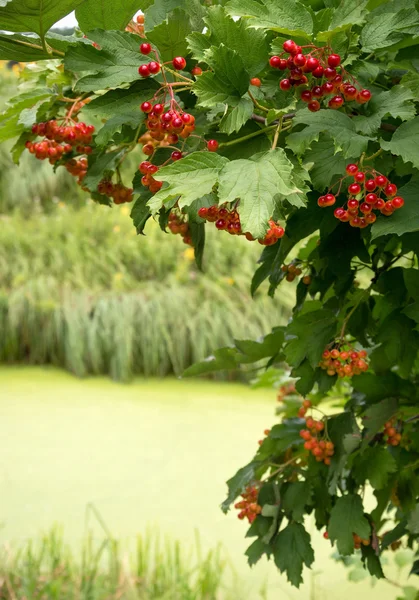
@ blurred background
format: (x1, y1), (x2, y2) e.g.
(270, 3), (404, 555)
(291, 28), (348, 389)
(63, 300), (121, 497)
(0, 57), (415, 600)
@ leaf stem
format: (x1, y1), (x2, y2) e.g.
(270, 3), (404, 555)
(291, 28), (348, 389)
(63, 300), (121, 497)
(248, 89), (269, 113)
(162, 66), (194, 83)
(363, 148), (384, 162)
(218, 124), (278, 148)
(271, 116), (283, 150)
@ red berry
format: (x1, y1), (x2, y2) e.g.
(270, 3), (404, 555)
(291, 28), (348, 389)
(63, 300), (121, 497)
(172, 117), (183, 129)
(328, 54), (341, 68)
(347, 199), (359, 210)
(360, 202), (372, 214)
(141, 101), (153, 113)
(138, 64), (150, 77)
(324, 531), (329, 539)
(358, 89), (372, 104)
(305, 57), (319, 72)
(348, 183), (361, 195)
(311, 86), (323, 98)
(375, 198), (385, 209)
(215, 218), (227, 230)
(365, 193), (378, 204)
(198, 207), (208, 218)
(346, 164), (358, 175)
(269, 56), (282, 68)
(365, 179), (376, 191)
(207, 139), (219, 152)
(171, 151), (182, 161)
(283, 40), (297, 54)
(191, 66), (202, 76)
(148, 61), (160, 74)
(322, 82), (334, 95)
(250, 77), (261, 87)
(142, 143), (154, 156)
(280, 79), (291, 91)
(294, 53), (306, 66)
(324, 193), (336, 206)
(300, 90), (312, 102)
(343, 85), (357, 100)
(308, 100), (321, 112)
(334, 207), (346, 219)
(384, 183), (397, 197)
(328, 95), (344, 109)
(354, 172), (365, 183)
(375, 175), (387, 187)
(312, 66), (324, 78)
(140, 43), (152, 55)
(365, 212), (376, 224)
(324, 67), (337, 80)
(139, 161), (151, 174)
(153, 103), (164, 115)
(172, 56), (186, 70)
(392, 196), (404, 209)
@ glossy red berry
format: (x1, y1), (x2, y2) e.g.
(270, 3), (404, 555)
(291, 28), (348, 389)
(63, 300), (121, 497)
(141, 101), (153, 113)
(392, 196), (404, 209)
(343, 85), (357, 100)
(153, 103), (164, 115)
(347, 199), (359, 210)
(181, 113), (194, 124)
(346, 164), (358, 175)
(198, 207), (208, 218)
(148, 61), (160, 74)
(348, 183), (361, 195)
(375, 198), (385, 209)
(207, 139), (219, 152)
(324, 193), (336, 206)
(334, 207), (346, 219)
(250, 77), (261, 87)
(354, 172), (365, 183)
(360, 202), (372, 214)
(365, 179), (376, 191)
(294, 53), (306, 66)
(308, 100), (321, 112)
(322, 82), (334, 95)
(312, 65), (324, 78)
(328, 54), (341, 68)
(375, 175), (387, 187)
(138, 64), (150, 77)
(283, 40), (297, 54)
(384, 183), (397, 197)
(324, 67), (337, 80)
(280, 79), (291, 91)
(300, 90), (312, 102)
(311, 85), (323, 98)
(191, 66), (202, 76)
(171, 151), (182, 161)
(215, 218), (227, 230)
(358, 89), (372, 103)
(328, 95), (344, 109)
(140, 43), (152, 55)
(172, 56), (186, 70)
(365, 193), (378, 204)
(269, 56), (282, 68)
(305, 57), (319, 72)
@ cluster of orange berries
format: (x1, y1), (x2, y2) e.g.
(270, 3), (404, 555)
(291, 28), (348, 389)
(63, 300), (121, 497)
(168, 211), (193, 246)
(26, 120), (94, 165)
(298, 401), (334, 465)
(138, 160), (163, 194)
(198, 206), (284, 246)
(97, 180), (134, 204)
(65, 157), (88, 184)
(269, 40), (371, 112)
(281, 263), (311, 284)
(140, 101), (196, 150)
(383, 418), (402, 446)
(318, 165), (404, 228)
(319, 346), (369, 378)
(277, 382), (296, 402)
(323, 531), (370, 548)
(234, 486), (262, 523)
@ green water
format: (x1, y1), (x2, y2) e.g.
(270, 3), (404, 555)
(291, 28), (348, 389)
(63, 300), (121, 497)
(0, 367), (406, 599)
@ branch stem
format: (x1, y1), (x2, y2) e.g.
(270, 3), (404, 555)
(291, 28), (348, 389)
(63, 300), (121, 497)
(218, 124), (278, 148)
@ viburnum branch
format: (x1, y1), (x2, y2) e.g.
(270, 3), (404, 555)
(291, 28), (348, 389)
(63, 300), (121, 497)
(248, 89), (269, 113)
(162, 66), (194, 83)
(218, 124), (278, 148)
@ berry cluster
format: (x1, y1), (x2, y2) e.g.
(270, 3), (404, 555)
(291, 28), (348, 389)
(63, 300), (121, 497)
(324, 531), (370, 548)
(140, 101), (196, 145)
(277, 382), (296, 402)
(198, 206), (284, 246)
(281, 263), (311, 284)
(383, 418), (402, 446)
(319, 346), (369, 378)
(318, 164), (404, 228)
(97, 180), (134, 204)
(138, 160), (163, 193)
(26, 120), (94, 167)
(65, 157), (88, 184)
(168, 211), (193, 246)
(234, 486), (262, 523)
(298, 401), (334, 465)
(269, 40), (371, 112)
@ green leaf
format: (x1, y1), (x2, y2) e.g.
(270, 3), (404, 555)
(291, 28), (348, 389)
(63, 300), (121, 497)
(0, 87), (52, 142)
(0, 0), (87, 39)
(189, 221), (205, 271)
(83, 150), (124, 192)
(287, 110), (371, 158)
(360, 0), (419, 52)
(145, 0), (204, 32)
(352, 372), (414, 403)
(130, 192), (153, 234)
(353, 446), (397, 490)
(193, 45), (250, 107)
(303, 135), (347, 190)
(84, 81), (158, 120)
(269, 419), (305, 453)
(221, 460), (267, 512)
(281, 481), (311, 522)
(361, 397), (398, 451)
(328, 495), (370, 555)
(225, 0), (313, 38)
(234, 328), (285, 363)
(64, 30), (149, 92)
(371, 177), (419, 239)
(273, 522), (314, 588)
(146, 9), (191, 61)
(317, 0), (368, 39)
(285, 308), (338, 369)
(407, 504), (419, 534)
(219, 97), (254, 134)
(361, 545), (385, 579)
(245, 538), (270, 566)
(381, 116), (419, 170)
(183, 347), (241, 377)
(218, 149), (300, 239)
(76, 0), (145, 33)
(371, 312), (419, 378)
(201, 6), (269, 74)
(0, 32), (83, 61)
(150, 152), (228, 212)
(353, 87), (415, 136)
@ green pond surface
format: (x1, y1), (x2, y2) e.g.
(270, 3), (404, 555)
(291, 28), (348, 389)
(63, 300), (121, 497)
(0, 367), (408, 599)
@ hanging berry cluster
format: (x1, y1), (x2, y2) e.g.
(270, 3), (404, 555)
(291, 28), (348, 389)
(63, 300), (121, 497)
(140, 101), (196, 146)
(65, 157), (88, 184)
(138, 160), (163, 193)
(298, 401), (334, 465)
(318, 164), (404, 228)
(319, 346), (369, 378)
(29, 120), (94, 160)
(97, 180), (134, 204)
(269, 40), (371, 112)
(198, 206), (285, 246)
(277, 382), (297, 402)
(234, 486), (262, 523)
(168, 211), (193, 246)
(383, 418), (402, 446)
(281, 263), (311, 285)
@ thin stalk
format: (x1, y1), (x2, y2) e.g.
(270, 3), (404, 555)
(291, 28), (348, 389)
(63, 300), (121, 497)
(248, 90), (269, 113)
(163, 66), (194, 83)
(218, 124), (277, 148)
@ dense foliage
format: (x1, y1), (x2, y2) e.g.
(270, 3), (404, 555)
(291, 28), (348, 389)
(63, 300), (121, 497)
(1, 0), (419, 591)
